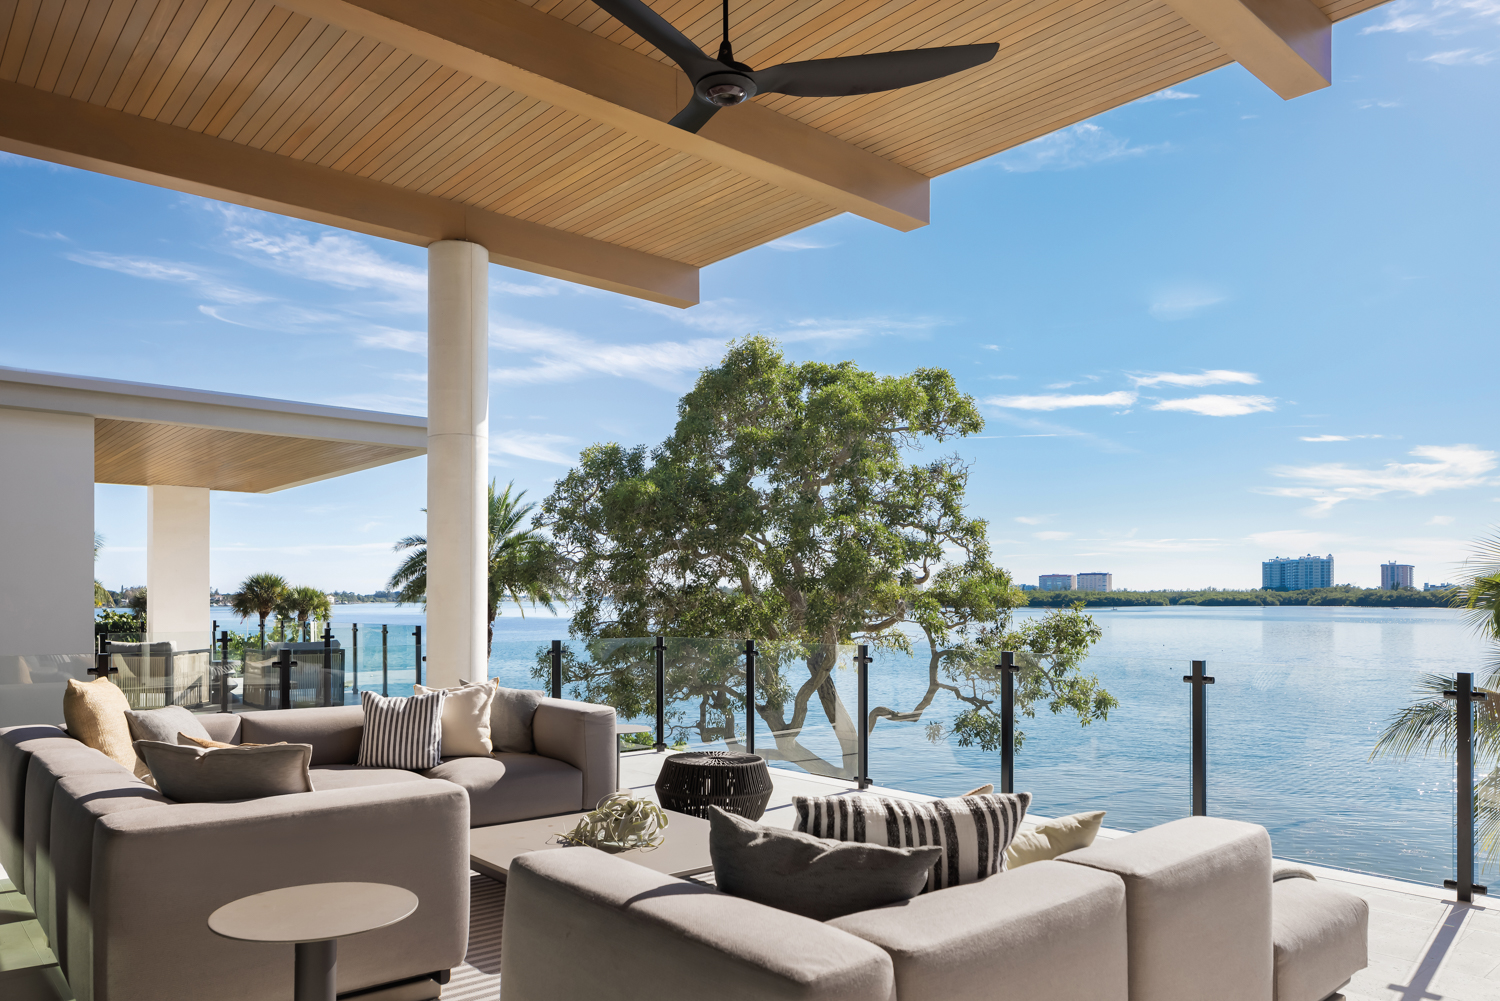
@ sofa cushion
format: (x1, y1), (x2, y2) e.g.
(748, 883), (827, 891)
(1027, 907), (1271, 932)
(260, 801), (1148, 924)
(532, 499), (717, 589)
(1272, 877), (1368, 1001)
(63, 678), (142, 777)
(24, 743), (126, 914)
(124, 706), (212, 747)
(134, 740), (314, 802)
(309, 765), (432, 792)
(793, 792), (1031, 891)
(0, 724), (76, 894)
(709, 806), (941, 921)
(1006, 811), (1106, 869)
(1059, 815), (1273, 1001)
(487, 685), (544, 754)
(359, 690), (446, 770)
(239, 705), (364, 765)
(830, 859), (1128, 1001)
(416, 682), (495, 757)
(425, 752), (582, 827)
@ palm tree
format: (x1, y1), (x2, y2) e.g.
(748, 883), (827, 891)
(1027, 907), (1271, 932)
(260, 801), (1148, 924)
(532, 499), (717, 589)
(388, 481), (561, 656)
(229, 573), (289, 647)
(94, 532), (111, 608)
(278, 585), (333, 641)
(1374, 529), (1500, 864)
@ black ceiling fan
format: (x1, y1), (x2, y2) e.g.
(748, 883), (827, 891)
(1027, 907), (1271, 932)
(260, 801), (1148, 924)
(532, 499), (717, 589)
(590, 0), (1000, 133)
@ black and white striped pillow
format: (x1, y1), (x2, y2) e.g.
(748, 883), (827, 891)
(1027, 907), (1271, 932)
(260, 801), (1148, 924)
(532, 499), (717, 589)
(793, 791), (1031, 892)
(358, 689), (447, 770)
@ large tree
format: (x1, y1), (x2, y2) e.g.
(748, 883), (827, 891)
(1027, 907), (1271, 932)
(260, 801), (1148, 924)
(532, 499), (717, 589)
(539, 337), (1115, 778)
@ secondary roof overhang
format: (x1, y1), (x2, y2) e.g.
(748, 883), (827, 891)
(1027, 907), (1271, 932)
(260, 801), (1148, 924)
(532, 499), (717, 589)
(0, 366), (427, 492)
(0, 0), (1381, 308)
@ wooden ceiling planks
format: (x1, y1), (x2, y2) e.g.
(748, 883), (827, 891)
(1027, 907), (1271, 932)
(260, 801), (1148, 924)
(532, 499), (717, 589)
(93, 417), (420, 492)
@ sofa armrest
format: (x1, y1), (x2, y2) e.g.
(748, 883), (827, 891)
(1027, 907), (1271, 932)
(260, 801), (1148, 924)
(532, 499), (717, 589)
(503, 848), (895, 1001)
(90, 780), (470, 1001)
(532, 697), (616, 809)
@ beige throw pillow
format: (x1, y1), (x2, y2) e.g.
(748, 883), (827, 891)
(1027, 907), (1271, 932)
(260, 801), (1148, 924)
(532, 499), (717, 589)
(415, 682), (495, 757)
(177, 733), (281, 750)
(134, 740), (313, 802)
(63, 677), (143, 777)
(1005, 810), (1106, 869)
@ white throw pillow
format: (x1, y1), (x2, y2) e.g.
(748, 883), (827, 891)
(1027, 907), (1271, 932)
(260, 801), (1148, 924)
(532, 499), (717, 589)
(414, 682), (496, 757)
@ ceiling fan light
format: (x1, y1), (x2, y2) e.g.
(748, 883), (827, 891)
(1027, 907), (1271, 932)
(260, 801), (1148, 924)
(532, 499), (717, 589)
(705, 83), (747, 106)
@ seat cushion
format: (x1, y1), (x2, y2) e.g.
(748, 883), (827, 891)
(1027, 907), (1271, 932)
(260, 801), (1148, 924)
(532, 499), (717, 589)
(239, 705), (364, 764)
(1273, 878), (1368, 1001)
(0, 725), (76, 894)
(309, 765), (432, 791)
(425, 752), (582, 827)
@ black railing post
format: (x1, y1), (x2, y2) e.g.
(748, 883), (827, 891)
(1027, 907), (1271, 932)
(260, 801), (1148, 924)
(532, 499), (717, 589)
(413, 625), (422, 687)
(1183, 660), (1215, 816)
(218, 630), (231, 713)
(744, 640), (757, 756)
(351, 622), (359, 700)
(550, 640), (562, 699)
(90, 645), (117, 682)
(855, 644), (872, 789)
(277, 647), (295, 710)
(654, 636), (667, 751)
(381, 625), (389, 697)
(1445, 673), (1489, 902)
(1000, 651), (1020, 795)
(322, 623), (334, 707)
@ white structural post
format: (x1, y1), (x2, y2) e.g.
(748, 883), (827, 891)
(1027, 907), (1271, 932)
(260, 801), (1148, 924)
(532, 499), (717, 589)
(146, 485), (211, 644)
(0, 408), (94, 725)
(426, 240), (489, 688)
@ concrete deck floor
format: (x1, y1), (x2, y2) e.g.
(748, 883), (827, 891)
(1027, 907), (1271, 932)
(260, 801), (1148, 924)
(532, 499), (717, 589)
(622, 749), (1500, 1001)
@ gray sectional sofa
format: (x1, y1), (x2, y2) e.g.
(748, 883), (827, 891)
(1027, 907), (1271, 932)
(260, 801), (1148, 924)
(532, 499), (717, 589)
(0, 696), (618, 1001)
(500, 815), (1370, 1001)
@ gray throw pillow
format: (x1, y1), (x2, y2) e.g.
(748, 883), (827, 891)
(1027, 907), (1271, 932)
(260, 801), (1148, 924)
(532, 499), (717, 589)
(125, 705), (213, 746)
(709, 806), (943, 921)
(490, 687), (543, 753)
(133, 740), (313, 802)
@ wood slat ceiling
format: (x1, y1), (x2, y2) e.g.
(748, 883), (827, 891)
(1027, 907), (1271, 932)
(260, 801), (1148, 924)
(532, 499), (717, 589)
(0, 0), (1387, 268)
(93, 417), (423, 492)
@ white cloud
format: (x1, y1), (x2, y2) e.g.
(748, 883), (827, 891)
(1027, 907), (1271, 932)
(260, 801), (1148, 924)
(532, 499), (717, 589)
(1355, 99), (1403, 109)
(1139, 88), (1200, 102)
(1300, 434), (1350, 442)
(490, 432), (576, 465)
(1428, 515), (1455, 525)
(224, 224), (425, 299)
(493, 279), (563, 297)
(359, 327), (426, 353)
(1421, 47), (1497, 62)
(1014, 516), (1048, 525)
(1034, 531), (1073, 541)
(765, 235), (837, 251)
(1152, 395), (1276, 416)
(1362, 0), (1500, 34)
(1267, 444), (1499, 514)
(66, 251), (269, 305)
(490, 319), (725, 388)
(20, 229), (68, 240)
(987, 391), (1136, 410)
(982, 344), (1000, 351)
(992, 123), (1166, 173)
(1131, 369), (1259, 387)
(1148, 289), (1226, 320)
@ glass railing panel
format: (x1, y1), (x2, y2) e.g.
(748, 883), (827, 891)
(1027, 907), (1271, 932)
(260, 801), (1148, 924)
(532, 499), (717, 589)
(101, 630), (215, 710)
(0, 652), (93, 728)
(754, 641), (857, 780)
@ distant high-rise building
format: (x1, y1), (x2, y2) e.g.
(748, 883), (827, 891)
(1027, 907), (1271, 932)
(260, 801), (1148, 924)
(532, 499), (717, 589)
(1380, 562), (1415, 590)
(1077, 573), (1113, 592)
(1039, 574), (1075, 591)
(1018, 583), (1038, 592)
(1424, 582), (1454, 592)
(1262, 554), (1334, 591)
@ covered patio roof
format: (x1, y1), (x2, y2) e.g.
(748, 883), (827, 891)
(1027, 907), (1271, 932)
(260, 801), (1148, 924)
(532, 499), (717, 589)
(0, 365), (426, 492)
(0, 0), (1376, 308)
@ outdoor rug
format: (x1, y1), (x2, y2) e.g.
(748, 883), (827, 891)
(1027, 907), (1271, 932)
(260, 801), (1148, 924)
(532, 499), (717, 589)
(445, 874), (504, 1001)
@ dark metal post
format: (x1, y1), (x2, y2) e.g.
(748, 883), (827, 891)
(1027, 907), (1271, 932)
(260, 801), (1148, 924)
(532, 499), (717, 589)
(550, 640), (562, 699)
(654, 636), (667, 751)
(413, 625), (422, 687)
(381, 625), (389, 697)
(321, 624), (334, 707)
(351, 623), (359, 699)
(744, 640), (756, 755)
(855, 645), (872, 789)
(277, 647), (295, 710)
(1183, 660), (1215, 816)
(90, 646), (117, 681)
(1000, 651), (1020, 795)
(218, 630), (231, 713)
(1445, 673), (1489, 902)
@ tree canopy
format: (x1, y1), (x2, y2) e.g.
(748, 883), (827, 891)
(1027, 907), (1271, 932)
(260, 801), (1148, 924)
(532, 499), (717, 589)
(540, 337), (1113, 778)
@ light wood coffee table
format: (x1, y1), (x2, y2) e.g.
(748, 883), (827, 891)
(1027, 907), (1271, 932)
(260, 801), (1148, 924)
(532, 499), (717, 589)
(469, 808), (712, 881)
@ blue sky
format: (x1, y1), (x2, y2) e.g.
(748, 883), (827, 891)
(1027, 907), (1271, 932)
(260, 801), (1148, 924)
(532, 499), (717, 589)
(2, 0), (1497, 594)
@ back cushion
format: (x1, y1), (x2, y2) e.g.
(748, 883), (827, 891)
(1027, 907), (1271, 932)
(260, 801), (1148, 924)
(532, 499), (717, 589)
(239, 706), (364, 765)
(0, 725), (76, 893)
(197, 714), (243, 744)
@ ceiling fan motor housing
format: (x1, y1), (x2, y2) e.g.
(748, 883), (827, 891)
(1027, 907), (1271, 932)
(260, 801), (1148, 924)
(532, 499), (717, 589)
(696, 70), (758, 106)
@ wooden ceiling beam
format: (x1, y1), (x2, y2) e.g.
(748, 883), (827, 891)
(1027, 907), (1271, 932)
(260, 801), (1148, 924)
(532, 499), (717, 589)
(0, 79), (699, 307)
(274, 0), (931, 231)
(1161, 0), (1331, 98)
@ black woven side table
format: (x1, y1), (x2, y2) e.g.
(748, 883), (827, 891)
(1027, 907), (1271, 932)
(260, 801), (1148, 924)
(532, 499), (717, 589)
(654, 751), (774, 821)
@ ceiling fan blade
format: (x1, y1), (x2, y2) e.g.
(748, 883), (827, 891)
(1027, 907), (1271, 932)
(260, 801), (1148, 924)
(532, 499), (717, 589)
(668, 98), (721, 133)
(589, 0), (719, 77)
(755, 43), (999, 98)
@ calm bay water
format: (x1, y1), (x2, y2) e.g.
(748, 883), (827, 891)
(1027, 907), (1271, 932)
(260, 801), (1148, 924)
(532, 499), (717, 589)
(216, 602), (1492, 884)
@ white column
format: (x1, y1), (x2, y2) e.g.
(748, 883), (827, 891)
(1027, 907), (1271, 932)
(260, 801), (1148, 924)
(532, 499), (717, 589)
(146, 485), (211, 644)
(0, 408), (93, 726)
(426, 240), (489, 688)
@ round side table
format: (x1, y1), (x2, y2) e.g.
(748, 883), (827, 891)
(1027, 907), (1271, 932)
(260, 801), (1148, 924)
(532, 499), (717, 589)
(208, 882), (418, 1001)
(654, 750), (774, 820)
